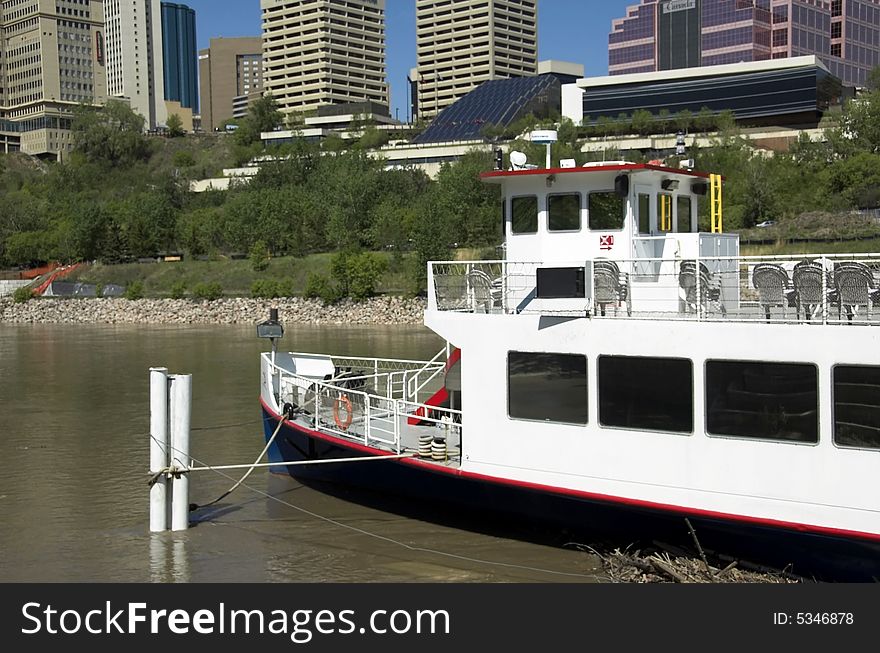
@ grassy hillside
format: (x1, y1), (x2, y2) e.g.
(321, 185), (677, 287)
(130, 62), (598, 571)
(67, 252), (413, 298)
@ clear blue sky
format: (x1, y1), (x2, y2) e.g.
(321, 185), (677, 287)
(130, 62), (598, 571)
(183, 0), (632, 120)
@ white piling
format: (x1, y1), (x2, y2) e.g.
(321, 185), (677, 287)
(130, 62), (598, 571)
(169, 374), (192, 532)
(149, 367), (169, 533)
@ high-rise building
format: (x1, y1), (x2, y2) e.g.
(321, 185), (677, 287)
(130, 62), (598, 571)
(103, 0), (167, 129)
(260, 0), (389, 116)
(199, 37), (262, 132)
(609, 0), (880, 87)
(161, 2), (197, 112)
(0, 0), (108, 158)
(415, 0), (538, 120)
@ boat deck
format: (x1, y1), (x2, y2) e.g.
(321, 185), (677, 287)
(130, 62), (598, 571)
(429, 254), (880, 326)
(268, 352), (463, 468)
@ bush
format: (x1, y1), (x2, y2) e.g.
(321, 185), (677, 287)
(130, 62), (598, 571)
(95, 283), (104, 298)
(304, 272), (342, 303)
(192, 281), (223, 301)
(124, 280), (145, 300)
(251, 278), (294, 299)
(12, 286), (34, 303)
(249, 240), (270, 272)
(169, 280), (187, 299)
(330, 251), (387, 300)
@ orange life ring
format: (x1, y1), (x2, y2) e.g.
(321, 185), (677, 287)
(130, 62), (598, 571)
(333, 394), (353, 430)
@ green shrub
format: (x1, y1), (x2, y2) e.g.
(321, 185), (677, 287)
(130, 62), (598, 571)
(169, 280), (187, 299)
(251, 279), (294, 299)
(249, 240), (270, 272)
(330, 251), (387, 300)
(304, 272), (330, 300)
(192, 281), (223, 301)
(12, 286), (34, 303)
(124, 280), (145, 300)
(95, 283), (104, 298)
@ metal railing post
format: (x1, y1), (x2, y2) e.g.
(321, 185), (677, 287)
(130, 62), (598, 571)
(364, 397), (371, 445)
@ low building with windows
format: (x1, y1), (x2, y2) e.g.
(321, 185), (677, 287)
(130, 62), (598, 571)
(563, 56), (843, 129)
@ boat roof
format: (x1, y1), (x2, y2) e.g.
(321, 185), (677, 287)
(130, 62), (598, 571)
(481, 162), (715, 183)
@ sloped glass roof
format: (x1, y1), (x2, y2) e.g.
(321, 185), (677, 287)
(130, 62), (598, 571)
(413, 74), (561, 144)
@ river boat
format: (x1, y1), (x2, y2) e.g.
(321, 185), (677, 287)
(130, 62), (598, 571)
(260, 149), (880, 581)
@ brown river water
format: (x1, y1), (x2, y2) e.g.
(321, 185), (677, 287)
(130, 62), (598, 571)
(0, 324), (600, 582)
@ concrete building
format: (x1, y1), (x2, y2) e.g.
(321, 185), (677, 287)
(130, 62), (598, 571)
(161, 2), (197, 112)
(414, 0), (538, 120)
(199, 37), (262, 132)
(0, 0), (108, 158)
(260, 0), (389, 117)
(609, 0), (880, 87)
(103, 0), (166, 128)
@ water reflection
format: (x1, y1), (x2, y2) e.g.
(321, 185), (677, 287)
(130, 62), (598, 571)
(0, 324), (598, 582)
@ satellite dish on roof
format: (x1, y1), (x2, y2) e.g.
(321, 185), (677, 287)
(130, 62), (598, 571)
(510, 151), (528, 170)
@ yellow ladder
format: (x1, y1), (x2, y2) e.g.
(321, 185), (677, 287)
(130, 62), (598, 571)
(710, 174), (723, 233)
(660, 194), (672, 232)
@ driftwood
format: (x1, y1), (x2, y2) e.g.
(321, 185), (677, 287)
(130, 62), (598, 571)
(594, 547), (799, 584)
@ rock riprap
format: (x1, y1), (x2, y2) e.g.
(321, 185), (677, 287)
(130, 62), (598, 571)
(0, 296), (427, 325)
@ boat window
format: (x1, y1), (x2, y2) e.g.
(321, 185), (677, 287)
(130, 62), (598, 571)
(657, 193), (673, 232)
(638, 193), (650, 234)
(706, 361), (818, 444)
(511, 195), (538, 234)
(833, 365), (880, 450)
(508, 352), (588, 425)
(598, 356), (693, 433)
(548, 193), (581, 232)
(588, 191), (625, 231)
(677, 195), (692, 232)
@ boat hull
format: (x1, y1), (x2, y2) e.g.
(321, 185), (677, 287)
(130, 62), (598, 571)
(262, 404), (880, 581)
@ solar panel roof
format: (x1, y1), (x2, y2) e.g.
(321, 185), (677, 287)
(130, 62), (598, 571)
(413, 74), (561, 144)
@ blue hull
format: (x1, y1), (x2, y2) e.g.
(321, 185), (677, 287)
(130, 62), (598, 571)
(262, 406), (880, 581)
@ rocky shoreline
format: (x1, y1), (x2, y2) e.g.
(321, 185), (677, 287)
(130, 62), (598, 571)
(0, 296), (427, 326)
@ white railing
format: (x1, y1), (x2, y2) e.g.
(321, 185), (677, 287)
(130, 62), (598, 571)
(266, 356), (462, 460)
(406, 347), (448, 404)
(429, 254), (880, 326)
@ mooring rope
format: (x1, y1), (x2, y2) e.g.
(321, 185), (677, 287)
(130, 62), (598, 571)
(152, 431), (601, 581)
(188, 411), (287, 511)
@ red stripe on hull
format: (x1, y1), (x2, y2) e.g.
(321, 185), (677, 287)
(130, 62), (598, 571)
(261, 398), (880, 544)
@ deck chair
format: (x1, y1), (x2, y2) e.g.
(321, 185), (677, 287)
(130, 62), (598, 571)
(752, 263), (791, 322)
(832, 262), (880, 322)
(593, 260), (630, 317)
(791, 259), (827, 320)
(679, 260), (726, 316)
(467, 268), (501, 313)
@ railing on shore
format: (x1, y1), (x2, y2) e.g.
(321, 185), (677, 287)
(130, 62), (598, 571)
(265, 353), (462, 462)
(428, 254), (880, 326)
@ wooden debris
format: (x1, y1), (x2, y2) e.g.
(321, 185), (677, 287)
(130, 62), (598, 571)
(596, 548), (799, 584)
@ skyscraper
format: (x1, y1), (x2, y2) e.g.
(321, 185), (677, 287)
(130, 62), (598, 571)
(199, 37), (263, 132)
(260, 0), (389, 116)
(609, 0), (880, 87)
(103, 0), (167, 128)
(415, 0), (538, 120)
(161, 2), (197, 113)
(0, 0), (108, 158)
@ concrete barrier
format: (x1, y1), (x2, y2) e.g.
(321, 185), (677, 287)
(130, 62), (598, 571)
(0, 280), (31, 297)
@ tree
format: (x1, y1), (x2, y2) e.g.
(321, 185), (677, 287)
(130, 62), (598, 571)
(657, 108), (671, 135)
(72, 100), (152, 166)
(674, 109), (693, 133)
(695, 106), (716, 133)
(867, 65), (880, 91)
(166, 113), (185, 137)
(234, 94), (283, 146)
(631, 109), (654, 136)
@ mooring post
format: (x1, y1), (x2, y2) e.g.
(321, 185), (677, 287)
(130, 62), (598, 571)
(169, 374), (192, 532)
(149, 367), (169, 532)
